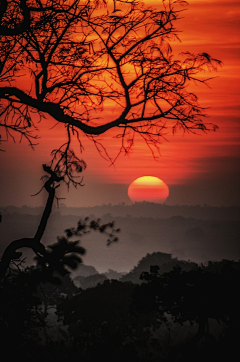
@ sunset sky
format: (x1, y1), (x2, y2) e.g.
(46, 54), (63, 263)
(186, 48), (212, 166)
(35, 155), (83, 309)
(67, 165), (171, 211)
(0, 0), (239, 208)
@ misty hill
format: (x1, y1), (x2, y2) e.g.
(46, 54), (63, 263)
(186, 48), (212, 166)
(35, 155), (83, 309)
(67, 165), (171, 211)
(0, 207), (239, 272)
(72, 252), (198, 289)
(1, 202), (240, 220)
(74, 273), (108, 289)
(72, 264), (99, 278)
(72, 265), (126, 289)
(72, 253), (239, 290)
(121, 252), (198, 284)
(70, 253), (239, 290)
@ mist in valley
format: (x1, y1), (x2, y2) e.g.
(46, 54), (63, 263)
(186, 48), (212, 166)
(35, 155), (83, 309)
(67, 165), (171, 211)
(1, 203), (239, 274)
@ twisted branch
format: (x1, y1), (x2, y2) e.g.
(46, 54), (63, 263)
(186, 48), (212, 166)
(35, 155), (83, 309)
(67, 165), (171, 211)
(0, 164), (63, 279)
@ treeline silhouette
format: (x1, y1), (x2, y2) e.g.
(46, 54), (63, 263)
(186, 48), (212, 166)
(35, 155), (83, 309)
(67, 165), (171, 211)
(1, 203), (240, 220)
(1, 250), (239, 362)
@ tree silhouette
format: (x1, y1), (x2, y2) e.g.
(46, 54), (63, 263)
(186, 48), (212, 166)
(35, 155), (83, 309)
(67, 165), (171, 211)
(0, 0), (221, 275)
(0, 189), (119, 279)
(56, 279), (159, 361)
(0, 262), (49, 360)
(1, 0), (221, 165)
(134, 261), (240, 361)
(0, 0), (79, 36)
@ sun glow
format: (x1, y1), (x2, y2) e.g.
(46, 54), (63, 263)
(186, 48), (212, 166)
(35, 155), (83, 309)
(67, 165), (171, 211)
(128, 176), (169, 203)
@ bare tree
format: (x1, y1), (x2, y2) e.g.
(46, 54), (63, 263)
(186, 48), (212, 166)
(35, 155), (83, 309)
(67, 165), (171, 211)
(0, 0), (80, 35)
(0, 0), (221, 277)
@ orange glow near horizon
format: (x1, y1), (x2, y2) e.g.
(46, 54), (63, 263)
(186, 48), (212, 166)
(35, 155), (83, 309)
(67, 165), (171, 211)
(128, 176), (169, 203)
(0, 0), (239, 208)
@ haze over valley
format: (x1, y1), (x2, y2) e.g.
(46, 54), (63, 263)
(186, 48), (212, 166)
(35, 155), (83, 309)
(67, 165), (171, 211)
(1, 203), (239, 273)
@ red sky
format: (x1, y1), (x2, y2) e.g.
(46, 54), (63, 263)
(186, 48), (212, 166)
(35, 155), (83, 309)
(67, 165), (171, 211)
(0, 0), (240, 207)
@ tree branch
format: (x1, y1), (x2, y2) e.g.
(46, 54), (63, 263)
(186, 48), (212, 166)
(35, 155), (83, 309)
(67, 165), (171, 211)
(0, 164), (63, 279)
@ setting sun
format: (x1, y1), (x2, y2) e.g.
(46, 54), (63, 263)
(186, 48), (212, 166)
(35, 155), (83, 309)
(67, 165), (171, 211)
(128, 176), (169, 203)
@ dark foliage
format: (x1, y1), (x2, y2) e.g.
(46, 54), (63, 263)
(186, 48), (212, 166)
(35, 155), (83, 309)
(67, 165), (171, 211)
(1, 255), (238, 362)
(56, 279), (160, 361)
(133, 260), (240, 361)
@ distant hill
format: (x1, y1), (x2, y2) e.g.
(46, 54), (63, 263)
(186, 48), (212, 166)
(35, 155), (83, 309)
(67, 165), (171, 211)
(121, 252), (198, 284)
(1, 203), (240, 221)
(72, 252), (199, 289)
(0, 204), (239, 272)
(72, 264), (99, 278)
(72, 266), (126, 289)
(74, 273), (108, 289)
(73, 252), (199, 288)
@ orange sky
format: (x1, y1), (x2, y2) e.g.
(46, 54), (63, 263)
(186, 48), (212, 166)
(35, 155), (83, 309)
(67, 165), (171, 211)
(0, 0), (240, 207)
